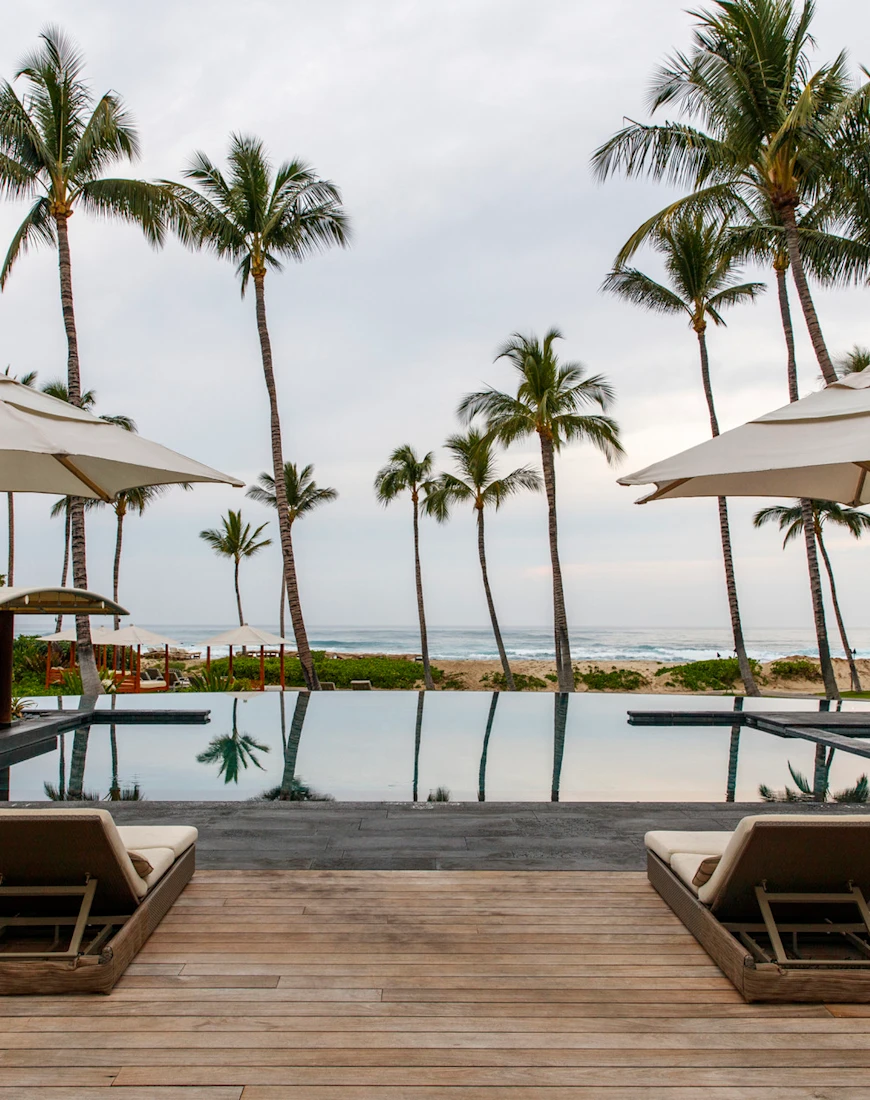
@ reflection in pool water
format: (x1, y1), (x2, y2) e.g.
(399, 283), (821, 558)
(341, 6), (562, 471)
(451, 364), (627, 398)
(3, 690), (870, 803)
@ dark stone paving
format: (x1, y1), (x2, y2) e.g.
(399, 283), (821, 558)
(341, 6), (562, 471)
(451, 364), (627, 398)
(8, 800), (869, 870)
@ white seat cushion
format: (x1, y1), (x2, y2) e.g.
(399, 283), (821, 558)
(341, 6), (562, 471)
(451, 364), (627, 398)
(117, 825), (198, 859)
(645, 830), (733, 865)
(134, 847), (177, 892)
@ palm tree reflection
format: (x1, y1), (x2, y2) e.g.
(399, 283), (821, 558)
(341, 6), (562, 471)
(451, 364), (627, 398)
(412, 691), (424, 802)
(478, 693), (499, 801)
(725, 696), (743, 802)
(197, 698), (270, 784)
(551, 693), (569, 802)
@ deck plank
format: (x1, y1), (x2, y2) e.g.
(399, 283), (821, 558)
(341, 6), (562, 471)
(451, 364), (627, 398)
(0, 869), (866, 1095)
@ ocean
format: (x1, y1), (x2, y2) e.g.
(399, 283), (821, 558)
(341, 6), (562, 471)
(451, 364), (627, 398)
(19, 622), (870, 662)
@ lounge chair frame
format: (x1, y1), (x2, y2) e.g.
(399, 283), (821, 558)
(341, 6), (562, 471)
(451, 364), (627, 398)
(648, 850), (870, 1002)
(0, 846), (194, 995)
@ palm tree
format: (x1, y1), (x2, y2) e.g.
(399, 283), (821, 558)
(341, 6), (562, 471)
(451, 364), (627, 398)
(246, 463), (337, 640)
(426, 429), (541, 690)
(591, 0), (863, 385)
(277, 691), (310, 799)
(0, 27), (169, 696)
(459, 330), (623, 692)
(551, 693), (569, 801)
(43, 381), (136, 632)
(753, 501), (870, 691)
(835, 346), (870, 377)
(478, 692), (499, 801)
(199, 510), (271, 629)
(412, 690), (425, 801)
(603, 212), (763, 695)
(196, 698), (270, 784)
(374, 446), (437, 690)
(163, 135), (348, 691)
(2, 367), (37, 585)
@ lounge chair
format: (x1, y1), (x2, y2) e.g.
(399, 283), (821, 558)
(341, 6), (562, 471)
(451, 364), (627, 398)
(646, 813), (870, 1002)
(0, 809), (196, 994)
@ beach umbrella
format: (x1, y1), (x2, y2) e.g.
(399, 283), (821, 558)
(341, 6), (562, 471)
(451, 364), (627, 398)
(39, 624), (117, 687)
(95, 626), (182, 693)
(0, 375), (244, 501)
(0, 587), (126, 724)
(618, 369), (870, 505)
(200, 625), (295, 690)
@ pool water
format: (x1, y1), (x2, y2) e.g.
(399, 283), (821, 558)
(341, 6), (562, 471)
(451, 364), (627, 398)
(5, 691), (870, 803)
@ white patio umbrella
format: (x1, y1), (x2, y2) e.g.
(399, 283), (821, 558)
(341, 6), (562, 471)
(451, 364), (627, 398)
(39, 624), (117, 688)
(619, 369), (870, 505)
(200, 625), (295, 690)
(0, 375), (244, 500)
(92, 626), (183, 693)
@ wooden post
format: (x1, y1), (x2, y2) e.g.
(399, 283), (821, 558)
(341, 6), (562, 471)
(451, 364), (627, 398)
(260, 645), (265, 691)
(280, 645), (285, 690)
(69, 641), (76, 669)
(0, 611), (14, 727)
(228, 646), (234, 680)
(164, 644), (170, 691)
(206, 646), (211, 673)
(45, 642), (52, 690)
(136, 645), (141, 693)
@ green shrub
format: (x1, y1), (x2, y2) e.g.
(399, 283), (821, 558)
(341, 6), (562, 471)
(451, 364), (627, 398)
(654, 658), (761, 692)
(205, 654), (439, 690)
(575, 665), (649, 691)
(769, 658), (822, 681)
(480, 671), (548, 691)
(187, 667), (238, 692)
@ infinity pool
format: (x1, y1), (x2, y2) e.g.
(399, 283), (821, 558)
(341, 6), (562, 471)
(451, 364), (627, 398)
(4, 691), (870, 803)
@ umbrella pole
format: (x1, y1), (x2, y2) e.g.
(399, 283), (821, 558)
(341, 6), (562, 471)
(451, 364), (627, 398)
(45, 642), (51, 690)
(136, 645), (141, 693)
(0, 611), (13, 726)
(260, 645), (265, 691)
(280, 645), (285, 690)
(164, 644), (169, 692)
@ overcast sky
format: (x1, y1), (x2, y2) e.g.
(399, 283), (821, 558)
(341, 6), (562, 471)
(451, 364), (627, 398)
(1, 0), (869, 634)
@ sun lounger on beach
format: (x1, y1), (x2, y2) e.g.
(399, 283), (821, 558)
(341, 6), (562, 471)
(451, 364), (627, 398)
(645, 814), (870, 1002)
(0, 809), (196, 994)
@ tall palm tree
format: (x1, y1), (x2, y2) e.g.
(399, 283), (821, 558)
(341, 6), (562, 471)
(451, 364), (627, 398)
(0, 27), (169, 696)
(426, 429), (541, 690)
(459, 330), (623, 692)
(591, 0), (864, 385)
(374, 446), (437, 690)
(199, 510), (271, 629)
(246, 463), (337, 640)
(603, 212), (763, 695)
(43, 381), (135, 632)
(754, 501), (870, 691)
(2, 368), (37, 585)
(164, 135), (349, 691)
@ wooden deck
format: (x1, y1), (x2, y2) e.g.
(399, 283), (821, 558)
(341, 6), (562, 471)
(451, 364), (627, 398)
(2, 869), (869, 1098)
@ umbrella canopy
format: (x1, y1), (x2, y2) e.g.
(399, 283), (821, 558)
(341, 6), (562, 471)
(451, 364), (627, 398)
(93, 625), (181, 648)
(40, 625), (118, 643)
(619, 370), (870, 505)
(0, 586), (127, 617)
(0, 375), (243, 500)
(200, 625), (294, 648)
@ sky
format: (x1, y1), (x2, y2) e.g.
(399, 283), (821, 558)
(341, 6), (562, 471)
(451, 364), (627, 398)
(1, 0), (870, 635)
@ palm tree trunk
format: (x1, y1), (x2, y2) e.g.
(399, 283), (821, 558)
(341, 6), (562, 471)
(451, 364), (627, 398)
(109, 725), (120, 800)
(68, 725), (90, 800)
(725, 697), (743, 802)
(55, 505), (71, 633)
(780, 206), (836, 385)
(478, 692), (499, 801)
(477, 507), (514, 690)
(412, 690), (424, 801)
(411, 493), (434, 690)
(233, 557), (244, 626)
(54, 212), (101, 696)
(551, 692), (569, 801)
(817, 527), (861, 692)
(252, 274), (318, 690)
(538, 433), (573, 692)
(6, 493), (13, 586)
(112, 505), (125, 631)
(775, 261), (799, 403)
(800, 499), (839, 699)
(279, 690), (310, 798)
(696, 329), (758, 696)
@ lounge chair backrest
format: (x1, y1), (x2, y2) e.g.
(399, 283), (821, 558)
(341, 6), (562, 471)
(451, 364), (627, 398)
(0, 809), (147, 916)
(699, 813), (870, 920)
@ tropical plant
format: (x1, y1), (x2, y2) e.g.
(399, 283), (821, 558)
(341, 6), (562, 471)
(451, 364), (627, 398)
(459, 330), (623, 691)
(196, 699), (270, 784)
(187, 667), (237, 692)
(0, 27), (170, 695)
(835, 346), (870, 377)
(426, 429), (541, 690)
(654, 657), (761, 691)
(10, 696), (34, 719)
(246, 462), (337, 639)
(2, 367), (37, 584)
(754, 501), (870, 690)
(374, 445), (437, 690)
(164, 135), (349, 690)
(591, 0), (868, 385)
(199, 509), (271, 630)
(760, 758), (869, 802)
(604, 212), (763, 694)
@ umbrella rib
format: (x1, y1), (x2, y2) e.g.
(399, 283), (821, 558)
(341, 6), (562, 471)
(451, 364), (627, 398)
(52, 455), (114, 502)
(637, 478), (690, 504)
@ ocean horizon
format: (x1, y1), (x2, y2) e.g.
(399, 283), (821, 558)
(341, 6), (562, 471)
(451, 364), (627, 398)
(18, 622), (870, 663)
